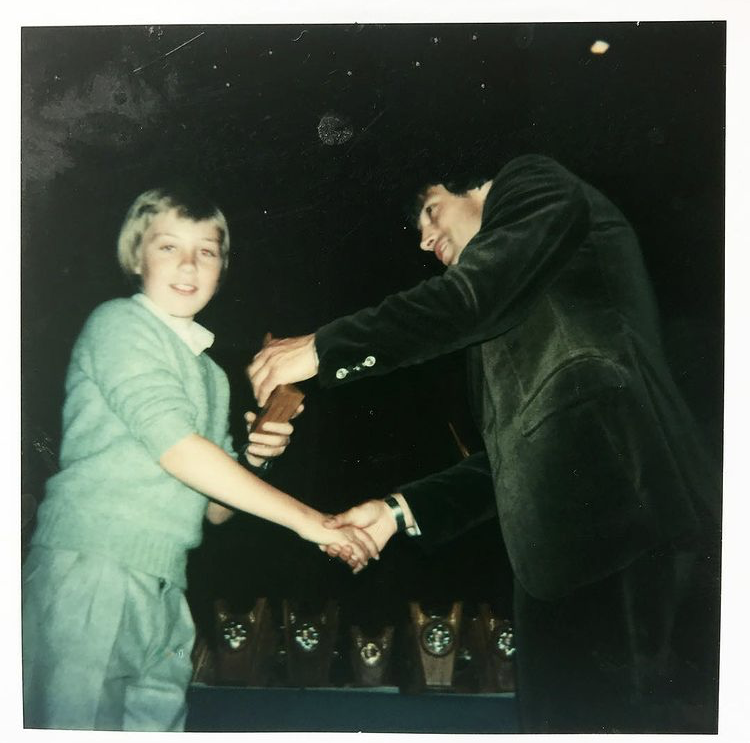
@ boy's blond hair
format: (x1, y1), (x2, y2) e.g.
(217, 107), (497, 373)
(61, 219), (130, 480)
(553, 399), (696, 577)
(117, 186), (230, 276)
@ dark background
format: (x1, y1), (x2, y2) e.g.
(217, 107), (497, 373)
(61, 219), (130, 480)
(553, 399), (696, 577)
(21, 22), (724, 655)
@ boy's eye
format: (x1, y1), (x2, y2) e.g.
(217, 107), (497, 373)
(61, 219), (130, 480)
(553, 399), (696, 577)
(159, 244), (175, 252)
(201, 248), (218, 258)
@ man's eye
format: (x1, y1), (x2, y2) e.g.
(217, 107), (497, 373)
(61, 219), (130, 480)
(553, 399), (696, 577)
(159, 244), (175, 251)
(201, 248), (218, 257)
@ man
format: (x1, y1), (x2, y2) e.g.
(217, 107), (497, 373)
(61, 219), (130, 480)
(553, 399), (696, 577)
(248, 154), (720, 732)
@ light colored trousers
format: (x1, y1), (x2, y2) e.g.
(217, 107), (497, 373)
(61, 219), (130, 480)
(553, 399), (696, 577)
(22, 546), (195, 731)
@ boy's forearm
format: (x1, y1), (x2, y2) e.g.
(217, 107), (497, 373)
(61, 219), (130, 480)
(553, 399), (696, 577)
(160, 433), (316, 534)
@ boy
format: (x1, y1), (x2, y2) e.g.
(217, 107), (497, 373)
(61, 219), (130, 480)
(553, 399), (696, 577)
(22, 186), (375, 731)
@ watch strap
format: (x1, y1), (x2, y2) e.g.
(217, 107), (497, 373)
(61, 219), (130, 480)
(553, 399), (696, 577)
(384, 495), (407, 533)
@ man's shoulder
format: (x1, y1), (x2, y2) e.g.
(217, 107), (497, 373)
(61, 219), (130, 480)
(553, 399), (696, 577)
(483, 154), (583, 214)
(496, 153), (568, 181)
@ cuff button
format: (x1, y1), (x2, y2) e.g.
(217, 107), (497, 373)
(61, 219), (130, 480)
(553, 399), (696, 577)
(336, 368), (349, 379)
(363, 356), (376, 367)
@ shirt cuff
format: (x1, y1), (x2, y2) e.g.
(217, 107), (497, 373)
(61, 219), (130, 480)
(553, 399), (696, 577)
(312, 338), (320, 369)
(392, 492), (421, 537)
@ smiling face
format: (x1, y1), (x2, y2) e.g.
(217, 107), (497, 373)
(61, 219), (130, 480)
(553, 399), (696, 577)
(417, 183), (491, 266)
(135, 209), (223, 321)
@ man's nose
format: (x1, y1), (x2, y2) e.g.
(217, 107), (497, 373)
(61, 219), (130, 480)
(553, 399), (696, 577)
(420, 228), (437, 252)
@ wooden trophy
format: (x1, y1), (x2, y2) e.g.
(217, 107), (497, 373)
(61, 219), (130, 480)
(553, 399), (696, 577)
(249, 333), (305, 434)
(213, 598), (278, 686)
(485, 611), (516, 692)
(407, 601), (463, 691)
(282, 599), (339, 687)
(349, 625), (395, 687)
(464, 603), (516, 693)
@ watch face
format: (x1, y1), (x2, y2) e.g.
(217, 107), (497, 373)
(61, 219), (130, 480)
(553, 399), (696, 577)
(421, 620), (455, 657)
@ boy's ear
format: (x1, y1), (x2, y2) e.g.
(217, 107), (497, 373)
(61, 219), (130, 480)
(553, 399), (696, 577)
(132, 246), (143, 275)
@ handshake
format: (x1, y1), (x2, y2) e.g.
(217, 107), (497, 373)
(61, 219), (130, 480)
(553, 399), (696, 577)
(317, 495), (415, 574)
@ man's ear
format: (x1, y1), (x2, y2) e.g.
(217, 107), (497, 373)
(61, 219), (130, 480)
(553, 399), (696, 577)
(467, 181), (492, 209)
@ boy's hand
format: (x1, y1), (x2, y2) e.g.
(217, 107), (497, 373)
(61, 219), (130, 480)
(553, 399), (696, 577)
(243, 405), (304, 467)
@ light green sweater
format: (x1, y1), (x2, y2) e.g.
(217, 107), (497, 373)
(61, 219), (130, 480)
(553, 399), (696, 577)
(32, 296), (235, 588)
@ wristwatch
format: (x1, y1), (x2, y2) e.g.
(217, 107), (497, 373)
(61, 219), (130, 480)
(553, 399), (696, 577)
(384, 495), (407, 533)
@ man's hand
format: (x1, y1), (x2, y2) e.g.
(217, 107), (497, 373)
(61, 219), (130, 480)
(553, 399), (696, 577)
(297, 515), (380, 567)
(320, 499), (399, 574)
(247, 334), (318, 407)
(243, 406), (303, 467)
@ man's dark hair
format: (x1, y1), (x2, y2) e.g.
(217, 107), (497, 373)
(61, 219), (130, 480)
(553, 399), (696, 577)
(395, 136), (526, 227)
(408, 172), (493, 229)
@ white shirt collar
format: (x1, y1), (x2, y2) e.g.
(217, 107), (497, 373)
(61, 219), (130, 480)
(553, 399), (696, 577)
(133, 293), (215, 356)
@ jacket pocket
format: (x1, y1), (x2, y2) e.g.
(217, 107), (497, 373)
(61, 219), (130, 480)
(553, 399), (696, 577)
(519, 355), (627, 437)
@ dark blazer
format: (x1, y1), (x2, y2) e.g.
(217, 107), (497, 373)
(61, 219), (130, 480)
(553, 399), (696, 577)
(315, 155), (719, 601)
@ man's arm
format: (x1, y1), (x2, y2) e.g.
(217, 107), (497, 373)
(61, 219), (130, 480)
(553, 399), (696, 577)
(324, 452), (497, 571)
(249, 155), (589, 404)
(399, 451), (497, 549)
